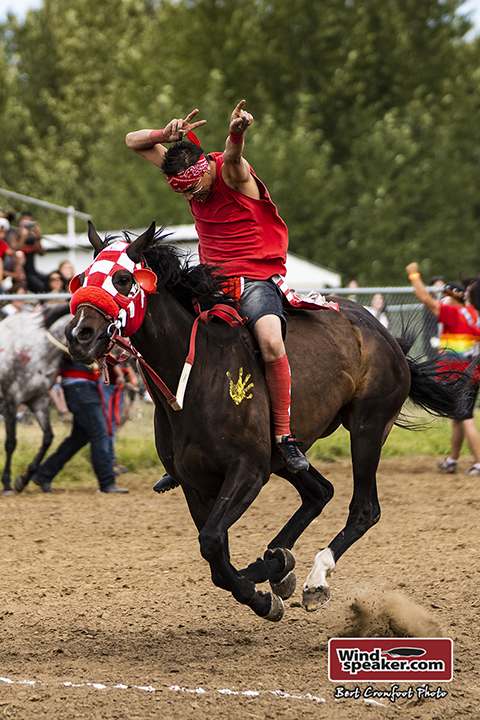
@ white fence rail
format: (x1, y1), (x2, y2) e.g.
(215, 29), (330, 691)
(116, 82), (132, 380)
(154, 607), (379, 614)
(0, 285), (440, 358)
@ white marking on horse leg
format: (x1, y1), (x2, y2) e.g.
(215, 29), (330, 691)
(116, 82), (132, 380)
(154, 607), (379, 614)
(303, 547), (335, 594)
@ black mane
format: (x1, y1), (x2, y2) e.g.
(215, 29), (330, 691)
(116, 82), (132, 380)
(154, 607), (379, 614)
(97, 230), (236, 313)
(124, 230), (236, 313)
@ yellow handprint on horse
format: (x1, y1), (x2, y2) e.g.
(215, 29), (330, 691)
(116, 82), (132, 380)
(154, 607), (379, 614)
(226, 367), (254, 405)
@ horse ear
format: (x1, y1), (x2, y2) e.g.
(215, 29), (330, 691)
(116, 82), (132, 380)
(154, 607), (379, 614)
(126, 221), (156, 264)
(87, 220), (104, 254)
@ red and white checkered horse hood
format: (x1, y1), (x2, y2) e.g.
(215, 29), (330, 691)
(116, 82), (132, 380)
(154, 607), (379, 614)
(69, 239), (157, 337)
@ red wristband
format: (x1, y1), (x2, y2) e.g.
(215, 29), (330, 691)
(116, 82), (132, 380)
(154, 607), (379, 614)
(149, 129), (166, 144)
(229, 131), (244, 145)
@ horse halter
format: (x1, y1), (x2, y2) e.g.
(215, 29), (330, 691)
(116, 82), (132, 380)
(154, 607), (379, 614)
(69, 239), (157, 337)
(68, 233), (245, 410)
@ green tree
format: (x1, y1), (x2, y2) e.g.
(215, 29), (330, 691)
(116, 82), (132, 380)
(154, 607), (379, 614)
(1, 0), (479, 285)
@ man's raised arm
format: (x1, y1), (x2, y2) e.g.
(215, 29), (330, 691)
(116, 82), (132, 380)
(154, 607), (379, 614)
(223, 100), (259, 195)
(125, 110), (207, 169)
(406, 262), (440, 316)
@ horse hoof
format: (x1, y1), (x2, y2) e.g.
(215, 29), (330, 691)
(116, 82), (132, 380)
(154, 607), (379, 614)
(264, 547), (296, 578)
(264, 593), (285, 622)
(13, 475), (29, 493)
(302, 586), (331, 612)
(270, 570), (297, 600)
(1, 489), (14, 496)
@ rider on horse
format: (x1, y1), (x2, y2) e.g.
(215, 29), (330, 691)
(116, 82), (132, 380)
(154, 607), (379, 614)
(126, 100), (309, 477)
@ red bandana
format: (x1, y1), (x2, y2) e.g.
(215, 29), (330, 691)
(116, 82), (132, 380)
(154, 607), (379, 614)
(166, 131), (209, 191)
(69, 240), (157, 336)
(167, 156), (209, 191)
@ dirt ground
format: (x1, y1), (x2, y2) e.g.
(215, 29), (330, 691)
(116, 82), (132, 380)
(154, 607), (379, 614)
(1, 455), (479, 719)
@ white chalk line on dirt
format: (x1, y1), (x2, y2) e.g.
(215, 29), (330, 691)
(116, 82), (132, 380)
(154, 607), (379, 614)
(0, 675), (331, 704)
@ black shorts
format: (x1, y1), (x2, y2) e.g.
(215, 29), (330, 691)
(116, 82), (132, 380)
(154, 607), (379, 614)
(239, 278), (286, 339)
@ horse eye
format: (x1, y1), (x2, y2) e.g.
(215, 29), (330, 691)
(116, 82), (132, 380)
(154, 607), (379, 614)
(113, 270), (133, 296)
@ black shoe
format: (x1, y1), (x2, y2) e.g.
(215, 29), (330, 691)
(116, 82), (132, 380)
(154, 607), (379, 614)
(100, 483), (129, 493)
(276, 434), (310, 473)
(153, 473), (179, 493)
(32, 476), (52, 493)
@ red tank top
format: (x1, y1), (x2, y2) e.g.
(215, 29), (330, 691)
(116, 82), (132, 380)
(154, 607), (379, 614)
(189, 153), (288, 279)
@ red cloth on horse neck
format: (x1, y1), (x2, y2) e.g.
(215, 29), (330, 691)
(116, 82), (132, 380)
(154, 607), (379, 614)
(265, 354), (291, 437)
(190, 153), (288, 280)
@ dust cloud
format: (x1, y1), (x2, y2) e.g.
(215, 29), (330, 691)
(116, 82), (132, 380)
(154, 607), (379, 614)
(332, 590), (442, 638)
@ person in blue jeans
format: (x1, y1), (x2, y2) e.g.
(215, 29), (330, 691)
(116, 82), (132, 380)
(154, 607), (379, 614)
(15, 358), (128, 494)
(99, 361), (136, 476)
(101, 375), (125, 475)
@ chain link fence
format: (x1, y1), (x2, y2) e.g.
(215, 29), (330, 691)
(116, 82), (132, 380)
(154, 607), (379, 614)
(0, 285), (440, 359)
(325, 285), (441, 360)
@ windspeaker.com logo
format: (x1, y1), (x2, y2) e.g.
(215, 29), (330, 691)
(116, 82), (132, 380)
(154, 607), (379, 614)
(329, 638), (452, 682)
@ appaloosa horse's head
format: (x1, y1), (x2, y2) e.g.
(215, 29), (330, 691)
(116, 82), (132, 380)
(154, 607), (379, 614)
(65, 221), (157, 364)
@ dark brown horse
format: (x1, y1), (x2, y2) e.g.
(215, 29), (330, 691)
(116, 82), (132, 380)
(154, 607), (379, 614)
(65, 222), (466, 621)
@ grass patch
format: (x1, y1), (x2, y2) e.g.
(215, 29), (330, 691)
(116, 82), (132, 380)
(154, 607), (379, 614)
(2, 400), (478, 488)
(309, 404), (477, 462)
(2, 400), (163, 490)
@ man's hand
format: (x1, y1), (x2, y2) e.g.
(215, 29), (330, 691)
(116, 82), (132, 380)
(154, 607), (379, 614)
(229, 100), (254, 135)
(163, 109), (207, 142)
(406, 262), (420, 276)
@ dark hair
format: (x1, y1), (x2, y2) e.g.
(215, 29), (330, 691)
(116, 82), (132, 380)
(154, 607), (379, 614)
(160, 140), (203, 176)
(9, 281), (27, 295)
(47, 270), (66, 290)
(467, 279), (480, 311)
(428, 276), (444, 285)
(2, 210), (16, 223)
(444, 281), (465, 302)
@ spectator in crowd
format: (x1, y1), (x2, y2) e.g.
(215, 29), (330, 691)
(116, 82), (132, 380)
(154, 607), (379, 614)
(44, 270), (68, 305)
(0, 217), (10, 287)
(366, 292), (389, 329)
(100, 363), (128, 476)
(0, 218), (25, 292)
(422, 276), (445, 359)
(406, 262), (480, 475)
(49, 376), (69, 418)
(346, 279), (359, 302)
(0, 208), (16, 228)
(16, 213), (47, 293)
(58, 260), (75, 290)
(15, 356), (129, 494)
(0, 281), (30, 319)
(100, 359), (140, 476)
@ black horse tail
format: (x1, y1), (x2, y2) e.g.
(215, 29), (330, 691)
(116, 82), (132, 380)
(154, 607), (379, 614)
(396, 334), (473, 423)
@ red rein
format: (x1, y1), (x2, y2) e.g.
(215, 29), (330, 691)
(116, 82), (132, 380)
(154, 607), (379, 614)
(101, 302), (246, 411)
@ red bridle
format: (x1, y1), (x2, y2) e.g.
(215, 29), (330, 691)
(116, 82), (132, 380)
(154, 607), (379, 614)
(69, 239), (246, 410)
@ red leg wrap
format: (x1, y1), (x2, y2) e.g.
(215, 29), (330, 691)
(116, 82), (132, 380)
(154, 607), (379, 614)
(265, 354), (291, 437)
